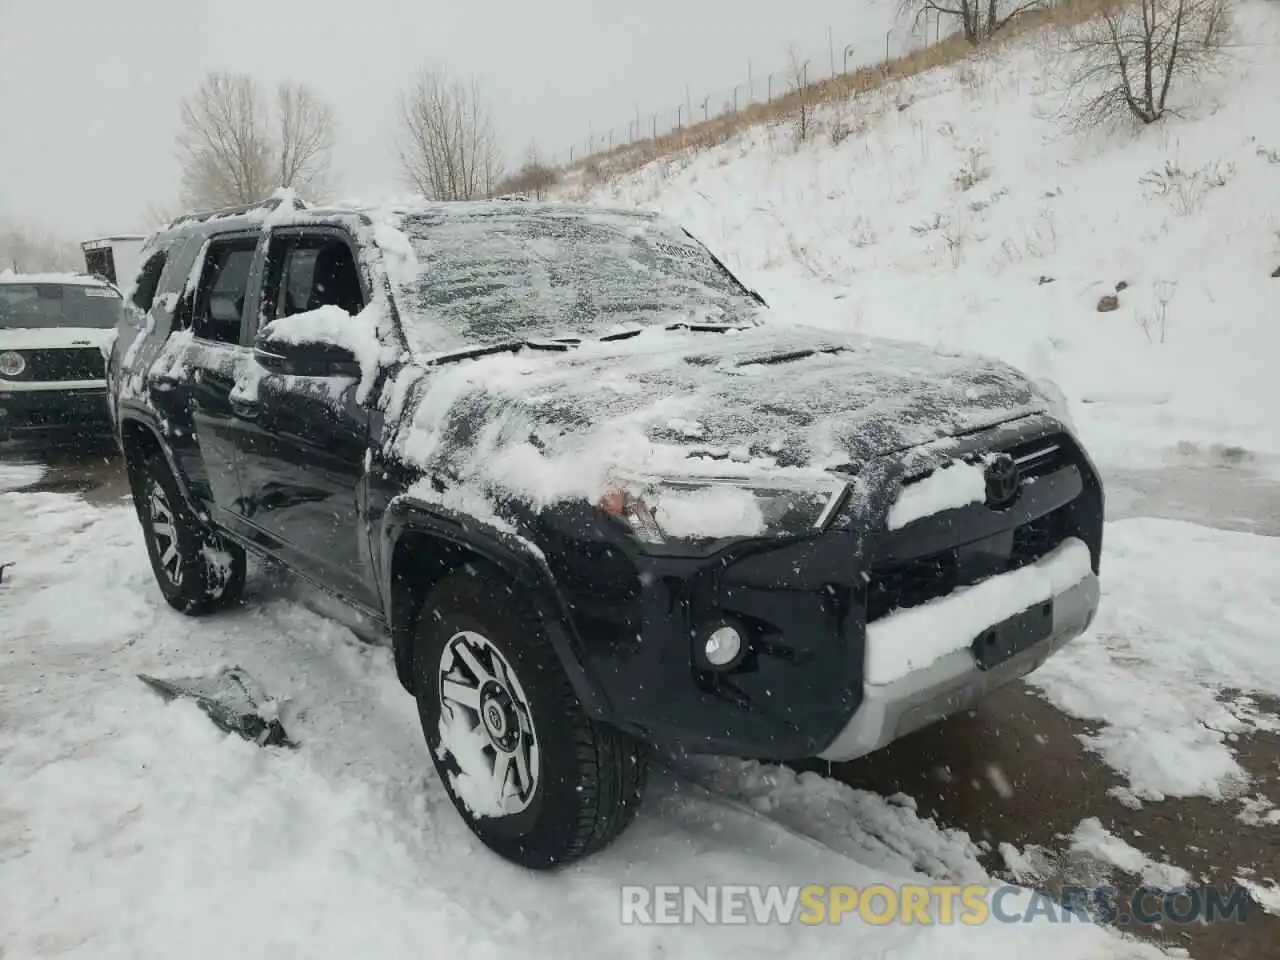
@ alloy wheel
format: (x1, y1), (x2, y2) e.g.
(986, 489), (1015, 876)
(148, 480), (184, 587)
(437, 629), (541, 816)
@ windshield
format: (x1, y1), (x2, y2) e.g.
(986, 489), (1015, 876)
(396, 206), (760, 353)
(0, 282), (123, 330)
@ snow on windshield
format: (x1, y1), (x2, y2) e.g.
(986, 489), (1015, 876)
(394, 205), (759, 353)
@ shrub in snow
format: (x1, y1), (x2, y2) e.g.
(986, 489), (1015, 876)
(899, 0), (1046, 45)
(1058, 0), (1232, 128)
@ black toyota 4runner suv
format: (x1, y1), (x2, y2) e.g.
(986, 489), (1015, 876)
(107, 195), (1104, 869)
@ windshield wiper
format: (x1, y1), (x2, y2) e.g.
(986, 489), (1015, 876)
(426, 338), (578, 365)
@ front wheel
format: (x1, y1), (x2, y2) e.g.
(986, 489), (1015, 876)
(132, 452), (246, 615)
(414, 566), (648, 869)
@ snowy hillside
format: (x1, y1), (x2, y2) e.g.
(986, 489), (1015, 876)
(585, 1), (1280, 475)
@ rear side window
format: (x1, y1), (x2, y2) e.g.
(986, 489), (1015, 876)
(192, 237), (259, 345)
(131, 251), (166, 311)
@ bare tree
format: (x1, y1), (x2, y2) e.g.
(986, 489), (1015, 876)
(176, 72), (336, 210)
(276, 83), (336, 200)
(787, 46), (812, 143)
(900, 0), (1043, 44)
(140, 199), (182, 230)
(491, 142), (560, 199)
(0, 222), (79, 274)
(397, 68), (503, 200)
(1060, 0), (1231, 127)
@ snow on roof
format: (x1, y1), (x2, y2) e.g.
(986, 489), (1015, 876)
(0, 270), (113, 287)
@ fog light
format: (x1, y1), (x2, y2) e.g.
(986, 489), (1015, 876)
(699, 624), (746, 672)
(0, 351), (25, 378)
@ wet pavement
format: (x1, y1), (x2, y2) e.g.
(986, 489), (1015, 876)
(4, 438), (1280, 957)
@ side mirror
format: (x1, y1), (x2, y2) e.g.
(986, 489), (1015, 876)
(255, 334), (361, 378)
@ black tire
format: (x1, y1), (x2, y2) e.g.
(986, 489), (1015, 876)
(413, 565), (648, 869)
(131, 451), (246, 615)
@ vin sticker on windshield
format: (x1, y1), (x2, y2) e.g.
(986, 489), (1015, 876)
(84, 288), (118, 298)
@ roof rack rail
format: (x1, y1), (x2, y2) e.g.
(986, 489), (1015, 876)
(166, 194), (309, 228)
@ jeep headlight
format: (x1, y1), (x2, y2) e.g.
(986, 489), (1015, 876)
(0, 351), (25, 378)
(599, 475), (849, 544)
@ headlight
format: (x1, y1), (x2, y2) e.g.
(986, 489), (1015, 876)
(599, 475), (849, 544)
(0, 351), (26, 378)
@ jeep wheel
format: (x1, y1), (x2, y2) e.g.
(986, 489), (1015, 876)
(133, 453), (246, 615)
(414, 566), (648, 869)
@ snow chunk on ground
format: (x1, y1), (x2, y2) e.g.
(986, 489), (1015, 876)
(888, 460), (987, 530)
(684, 757), (991, 883)
(999, 842), (1055, 884)
(1237, 877), (1280, 917)
(0, 461), (43, 493)
(1028, 518), (1280, 800)
(866, 537), (1092, 684)
(1069, 818), (1191, 889)
(654, 485), (766, 539)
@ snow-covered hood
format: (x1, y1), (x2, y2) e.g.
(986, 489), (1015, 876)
(389, 323), (1051, 506)
(0, 327), (116, 350)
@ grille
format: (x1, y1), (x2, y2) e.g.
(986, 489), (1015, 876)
(866, 507), (1071, 622)
(21, 348), (105, 382)
(1001, 433), (1072, 480)
(897, 432), (1073, 497)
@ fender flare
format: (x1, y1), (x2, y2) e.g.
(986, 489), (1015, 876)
(380, 496), (612, 720)
(114, 406), (203, 517)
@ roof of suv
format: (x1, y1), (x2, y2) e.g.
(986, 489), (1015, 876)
(151, 196), (662, 246)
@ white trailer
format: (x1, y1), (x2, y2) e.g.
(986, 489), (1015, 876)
(80, 234), (148, 294)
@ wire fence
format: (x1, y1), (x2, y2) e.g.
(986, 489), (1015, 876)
(543, 14), (952, 169)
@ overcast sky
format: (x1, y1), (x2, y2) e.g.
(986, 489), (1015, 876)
(0, 0), (900, 240)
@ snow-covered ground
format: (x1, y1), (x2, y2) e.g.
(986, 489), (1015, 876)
(0, 489), (1169, 959)
(586, 2), (1280, 476)
(1029, 518), (1280, 805)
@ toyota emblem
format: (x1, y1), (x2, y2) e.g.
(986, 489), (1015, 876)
(984, 454), (1021, 508)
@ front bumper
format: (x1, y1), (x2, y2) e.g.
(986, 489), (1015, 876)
(543, 415), (1106, 760)
(0, 383), (111, 440)
(817, 572), (1099, 761)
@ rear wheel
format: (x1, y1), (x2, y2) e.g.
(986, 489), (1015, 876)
(132, 452), (245, 614)
(414, 566), (648, 869)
